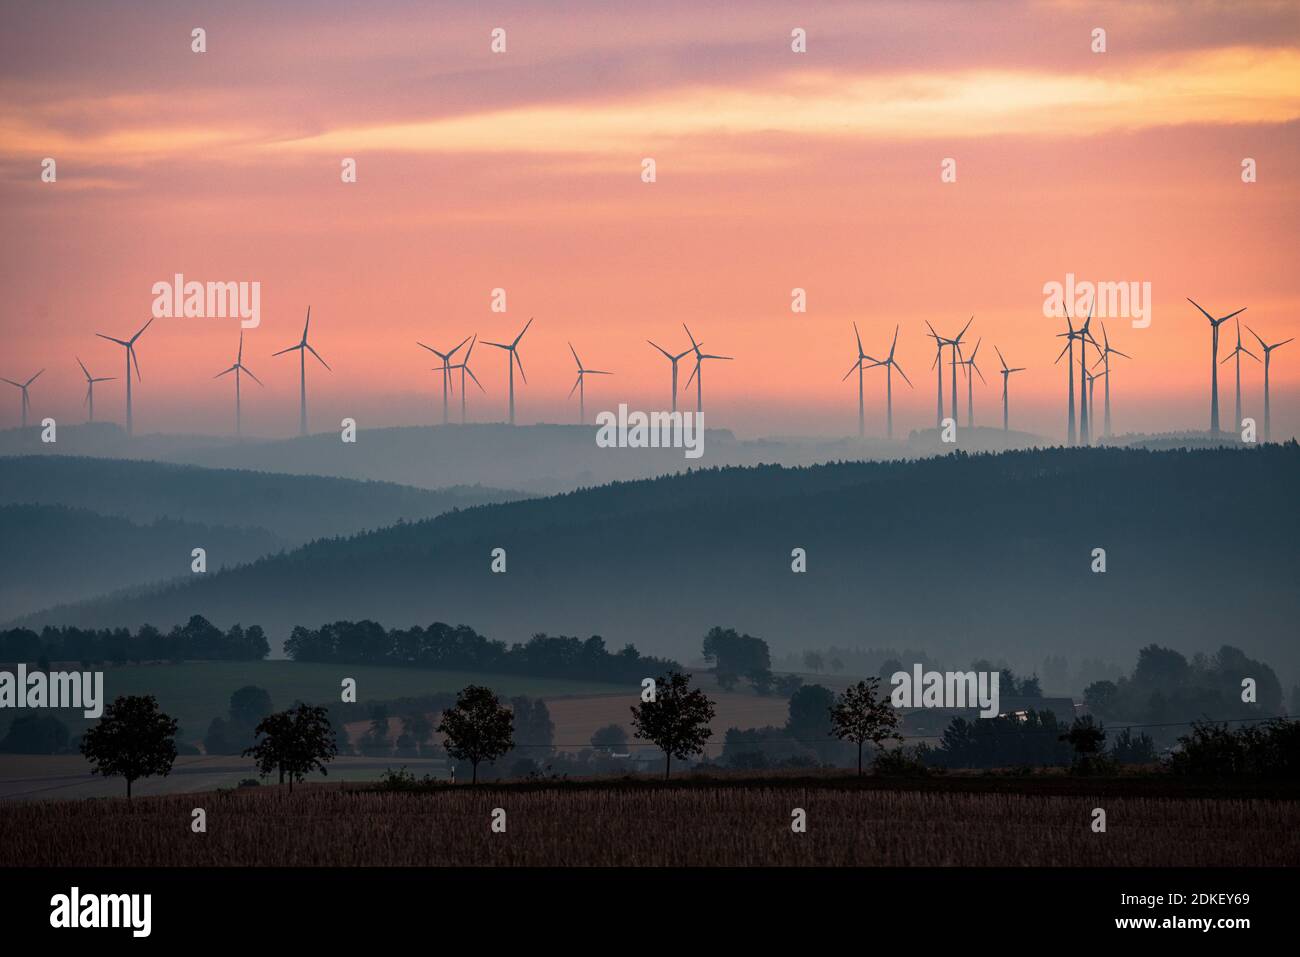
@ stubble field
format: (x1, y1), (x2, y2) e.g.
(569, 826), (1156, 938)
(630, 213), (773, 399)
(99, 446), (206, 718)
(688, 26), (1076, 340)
(3, 781), (1296, 867)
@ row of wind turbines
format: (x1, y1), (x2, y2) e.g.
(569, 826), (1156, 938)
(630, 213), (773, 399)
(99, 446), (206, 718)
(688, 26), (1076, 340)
(841, 300), (1292, 443)
(4, 300), (1292, 441)
(2, 312), (733, 436)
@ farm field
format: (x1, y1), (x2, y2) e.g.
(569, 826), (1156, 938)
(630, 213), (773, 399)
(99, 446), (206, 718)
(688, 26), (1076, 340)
(343, 688), (795, 758)
(4, 780), (1296, 866)
(0, 754), (450, 801)
(14, 660), (629, 743)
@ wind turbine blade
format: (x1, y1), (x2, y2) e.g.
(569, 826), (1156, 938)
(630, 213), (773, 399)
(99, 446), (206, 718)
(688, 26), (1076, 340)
(514, 350), (527, 383)
(238, 330), (244, 363)
(273, 344), (301, 357)
(77, 356), (90, 379)
(956, 316), (974, 341)
(685, 361), (699, 388)
(465, 365), (486, 392)
(1222, 307), (1247, 322)
(1220, 351), (1235, 365)
(25, 369), (44, 386)
(1274, 337), (1295, 349)
(647, 339), (673, 360)
(302, 306), (312, 340)
(853, 322), (864, 356)
(895, 362), (913, 388)
(243, 365), (264, 386)
(1112, 348), (1132, 359)
(701, 353), (733, 361)
(568, 374), (581, 398)
(973, 363), (986, 385)
(83, 385), (91, 406)
(214, 365), (237, 378)
(97, 334), (130, 346)
(416, 341), (439, 355)
(483, 341), (509, 350)
(512, 317), (533, 348)
(682, 323), (700, 351)
(131, 317), (155, 342)
(889, 324), (899, 359)
(1054, 341), (1071, 364)
(994, 345), (1008, 371)
(465, 335), (477, 360)
(448, 335), (471, 358)
(0, 378), (20, 388)
(131, 347), (142, 381)
(569, 341), (581, 368)
(842, 360), (861, 381)
(1242, 346), (1260, 362)
(1186, 298), (1214, 322)
(307, 344), (331, 370)
(587, 369), (612, 375)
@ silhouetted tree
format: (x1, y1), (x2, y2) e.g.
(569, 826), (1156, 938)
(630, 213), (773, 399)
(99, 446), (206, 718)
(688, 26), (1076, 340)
(828, 678), (901, 775)
(243, 703), (338, 792)
(437, 685), (514, 784)
(80, 695), (178, 798)
(1110, 727), (1157, 765)
(702, 627), (770, 691)
(590, 723), (628, 752)
(804, 651), (825, 673)
(1061, 716), (1107, 774)
(631, 671), (716, 779)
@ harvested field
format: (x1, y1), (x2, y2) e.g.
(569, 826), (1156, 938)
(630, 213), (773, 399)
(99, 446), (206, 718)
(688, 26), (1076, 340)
(3, 781), (1296, 866)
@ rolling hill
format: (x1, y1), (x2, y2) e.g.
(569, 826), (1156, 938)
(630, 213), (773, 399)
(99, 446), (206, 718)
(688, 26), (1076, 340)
(17, 445), (1300, 681)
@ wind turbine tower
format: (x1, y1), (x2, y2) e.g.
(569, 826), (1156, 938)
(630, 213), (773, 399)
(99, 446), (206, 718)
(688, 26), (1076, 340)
(568, 342), (612, 424)
(484, 318), (533, 425)
(273, 306), (331, 436)
(214, 330), (263, 437)
(95, 317), (154, 435)
(1246, 326), (1293, 442)
(1187, 298), (1246, 434)
(76, 358), (114, 423)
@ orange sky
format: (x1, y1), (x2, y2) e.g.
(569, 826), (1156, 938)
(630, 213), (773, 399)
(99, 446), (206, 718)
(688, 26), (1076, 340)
(2, 0), (1298, 439)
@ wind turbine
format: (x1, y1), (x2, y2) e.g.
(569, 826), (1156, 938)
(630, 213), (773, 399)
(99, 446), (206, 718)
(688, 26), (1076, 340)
(993, 346), (1024, 431)
(1187, 298), (1246, 434)
(95, 317), (153, 435)
(76, 358), (114, 424)
(1, 370), (43, 428)
(214, 330), (263, 437)
(446, 335), (485, 424)
(484, 318), (533, 425)
(841, 322), (878, 438)
(416, 335), (471, 424)
(1220, 319), (1260, 433)
(866, 325), (911, 439)
(648, 338), (695, 414)
(1054, 305), (1095, 445)
(567, 342), (612, 424)
(1091, 322), (1131, 439)
(926, 317), (972, 425)
(952, 337), (985, 428)
(682, 324), (732, 415)
(273, 306), (330, 437)
(1246, 326), (1293, 442)
(1085, 367), (1106, 431)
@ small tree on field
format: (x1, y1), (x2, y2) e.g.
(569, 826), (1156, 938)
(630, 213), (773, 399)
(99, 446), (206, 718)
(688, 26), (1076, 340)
(437, 685), (514, 784)
(590, 723), (629, 753)
(244, 703), (338, 792)
(630, 671), (716, 779)
(1060, 715), (1107, 774)
(828, 678), (901, 775)
(80, 694), (179, 798)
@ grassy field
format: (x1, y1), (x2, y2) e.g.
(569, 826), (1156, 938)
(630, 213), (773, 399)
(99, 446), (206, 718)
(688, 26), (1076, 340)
(29, 661), (629, 743)
(4, 777), (1296, 866)
(345, 688), (794, 758)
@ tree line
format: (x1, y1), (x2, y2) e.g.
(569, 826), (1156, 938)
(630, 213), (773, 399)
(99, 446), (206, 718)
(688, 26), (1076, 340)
(0, 616), (269, 665)
(284, 621), (680, 683)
